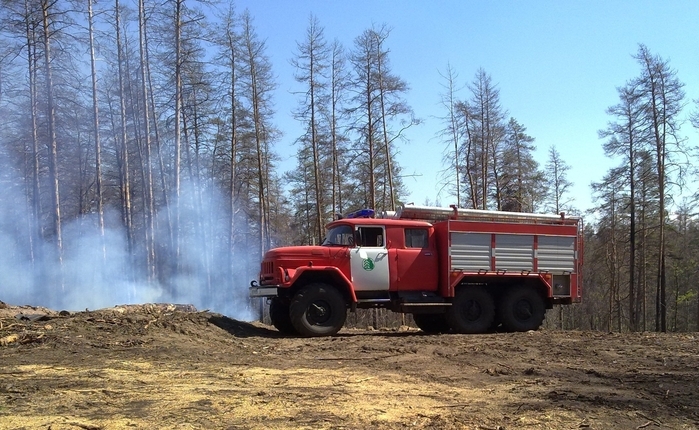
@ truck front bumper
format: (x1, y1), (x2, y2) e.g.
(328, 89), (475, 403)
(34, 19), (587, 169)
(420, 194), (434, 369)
(249, 281), (278, 298)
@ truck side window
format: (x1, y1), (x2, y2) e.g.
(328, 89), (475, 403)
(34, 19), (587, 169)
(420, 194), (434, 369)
(356, 227), (384, 247)
(405, 228), (428, 249)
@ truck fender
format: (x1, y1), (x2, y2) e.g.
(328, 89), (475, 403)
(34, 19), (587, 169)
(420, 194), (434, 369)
(288, 266), (357, 304)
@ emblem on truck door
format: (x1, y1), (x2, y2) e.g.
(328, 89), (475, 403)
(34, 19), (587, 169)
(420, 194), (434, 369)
(358, 249), (375, 271)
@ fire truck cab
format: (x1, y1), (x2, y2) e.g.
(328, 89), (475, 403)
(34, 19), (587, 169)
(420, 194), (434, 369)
(250, 205), (582, 337)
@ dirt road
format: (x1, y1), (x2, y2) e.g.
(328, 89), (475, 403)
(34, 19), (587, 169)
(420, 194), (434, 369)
(1, 303), (698, 429)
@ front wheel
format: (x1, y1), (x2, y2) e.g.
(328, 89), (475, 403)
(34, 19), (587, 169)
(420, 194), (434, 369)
(289, 283), (347, 337)
(446, 287), (495, 334)
(497, 287), (546, 332)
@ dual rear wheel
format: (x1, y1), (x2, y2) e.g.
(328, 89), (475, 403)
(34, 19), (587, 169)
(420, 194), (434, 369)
(442, 286), (546, 334)
(497, 287), (546, 332)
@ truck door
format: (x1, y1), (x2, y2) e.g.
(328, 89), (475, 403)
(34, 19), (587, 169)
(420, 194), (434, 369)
(394, 227), (438, 291)
(350, 225), (390, 291)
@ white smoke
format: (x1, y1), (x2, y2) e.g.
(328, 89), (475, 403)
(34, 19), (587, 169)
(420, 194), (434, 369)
(0, 174), (257, 321)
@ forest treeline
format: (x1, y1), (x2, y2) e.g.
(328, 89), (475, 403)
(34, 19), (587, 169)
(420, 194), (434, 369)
(0, 1), (697, 332)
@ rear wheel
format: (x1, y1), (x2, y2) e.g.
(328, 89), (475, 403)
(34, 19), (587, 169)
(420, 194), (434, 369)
(269, 297), (297, 335)
(446, 287), (495, 334)
(497, 287), (546, 332)
(289, 283), (347, 337)
(413, 313), (450, 334)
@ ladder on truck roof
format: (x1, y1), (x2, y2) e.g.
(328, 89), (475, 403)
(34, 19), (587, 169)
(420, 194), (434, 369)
(393, 204), (580, 225)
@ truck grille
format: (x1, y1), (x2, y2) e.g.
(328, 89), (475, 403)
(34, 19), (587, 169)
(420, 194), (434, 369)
(262, 261), (274, 276)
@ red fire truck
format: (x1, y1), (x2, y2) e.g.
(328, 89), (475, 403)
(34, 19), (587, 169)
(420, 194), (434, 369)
(250, 205), (582, 337)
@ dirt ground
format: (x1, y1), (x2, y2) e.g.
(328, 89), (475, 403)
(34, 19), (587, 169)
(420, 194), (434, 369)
(1, 301), (698, 430)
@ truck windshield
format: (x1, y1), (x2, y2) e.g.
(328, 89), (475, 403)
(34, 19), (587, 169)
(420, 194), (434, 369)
(322, 225), (354, 246)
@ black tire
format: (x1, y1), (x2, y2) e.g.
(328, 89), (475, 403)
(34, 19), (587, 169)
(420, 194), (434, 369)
(446, 287), (495, 334)
(488, 315), (503, 333)
(269, 297), (297, 335)
(413, 313), (450, 334)
(497, 287), (546, 332)
(289, 283), (347, 337)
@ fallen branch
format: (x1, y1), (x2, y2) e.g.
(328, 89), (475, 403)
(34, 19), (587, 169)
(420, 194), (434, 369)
(67, 422), (102, 430)
(20, 333), (44, 344)
(496, 362), (513, 370)
(635, 412), (662, 427)
(1, 323), (22, 331)
(315, 357), (365, 361)
(315, 354), (402, 361)
(347, 377), (375, 384)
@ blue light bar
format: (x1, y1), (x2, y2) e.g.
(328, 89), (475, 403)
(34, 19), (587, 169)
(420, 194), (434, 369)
(345, 209), (375, 219)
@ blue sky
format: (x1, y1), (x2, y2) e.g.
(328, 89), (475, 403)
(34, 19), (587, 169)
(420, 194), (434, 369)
(230, 0), (699, 213)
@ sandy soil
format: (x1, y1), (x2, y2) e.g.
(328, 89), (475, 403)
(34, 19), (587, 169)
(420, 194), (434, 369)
(1, 300), (698, 429)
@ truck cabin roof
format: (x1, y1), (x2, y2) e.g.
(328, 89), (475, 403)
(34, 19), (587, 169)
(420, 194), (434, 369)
(326, 218), (432, 229)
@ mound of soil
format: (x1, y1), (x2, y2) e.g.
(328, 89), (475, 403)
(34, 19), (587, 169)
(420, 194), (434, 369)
(1, 302), (698, 429)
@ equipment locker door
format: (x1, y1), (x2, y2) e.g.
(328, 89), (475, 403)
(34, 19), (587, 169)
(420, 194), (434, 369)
(394, 227), (438, 291)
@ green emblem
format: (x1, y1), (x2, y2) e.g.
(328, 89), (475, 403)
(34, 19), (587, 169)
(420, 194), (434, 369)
(362, 258), (375, 271)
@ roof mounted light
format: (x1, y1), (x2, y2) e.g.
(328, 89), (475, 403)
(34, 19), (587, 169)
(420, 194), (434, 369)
(345, 209), (375, 219)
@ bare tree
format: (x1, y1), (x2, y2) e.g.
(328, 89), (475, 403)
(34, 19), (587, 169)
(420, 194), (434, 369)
(240, 10), (277, 255)
(348, 28), (380, 210)
(544, 145), (573, 214)
(636, 151), (658, 331)
(23, 0), (42, 257)
(545, 144), (574, 329)
(634, 44), (686, 332)
(592, 170), (627, 332)
(86, 0), (105, 255)
(173, 0), (183, 265)
(137, 0), (156, 280)
(215, 3), (243, 278)
(291, 14), (330, 242)
(459, 69), (505, 210)
(328, 39), (349, 217)
(599, 82), (646, 331)
(437, 63), (465, 207)
(40, 0), (63, 269)
(112, 0), (134, 254)
(372, 25), (416, 211)
(348, 26), (413, 212)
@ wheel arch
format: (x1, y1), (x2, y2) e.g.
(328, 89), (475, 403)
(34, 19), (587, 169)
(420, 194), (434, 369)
(521, 277), (553, 309)
(286, 267), (356, 305)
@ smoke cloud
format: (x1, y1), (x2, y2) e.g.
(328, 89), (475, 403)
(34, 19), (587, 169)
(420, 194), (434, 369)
(0, 173), (257, 321)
